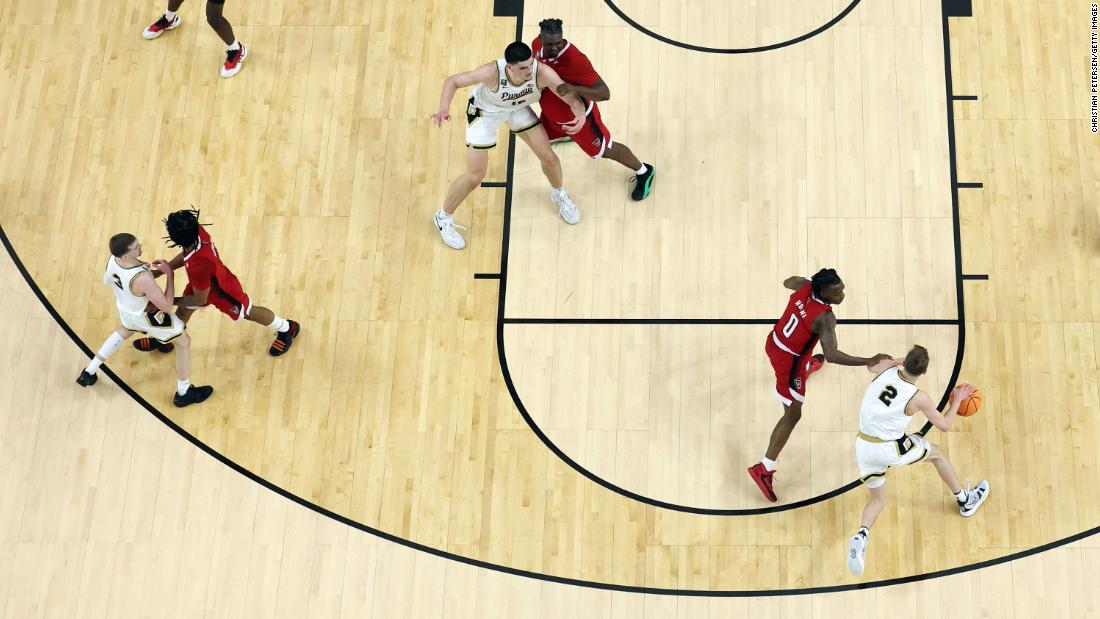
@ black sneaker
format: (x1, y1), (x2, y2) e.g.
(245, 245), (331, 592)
(268, 320), (300, 357)
(76, 370), (98, 387)
(133, 337), (174, 353)
(173, 385), (214, 408)
(630, 164), (655, 201)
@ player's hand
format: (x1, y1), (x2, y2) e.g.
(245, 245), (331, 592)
(153, 259), (173, 275)
(431, 109), (451, 128)
(561, 115), (585, 135)
(555, 83), (577, 97)
(951, 383), (975, 402)
(868, 353), (893, 366)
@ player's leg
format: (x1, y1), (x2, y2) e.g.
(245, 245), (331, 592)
(516, 124), (579, 224)
(207, 0), (248, 78)
(143, 0), (184, 39)
(765, 400), (803, 461)
(171, 330), (214, 407)
(434, 146), (488, 250)
(849, 480), (888, 575)
(244, 304), (301, 357)
(924, 443), (990, 516)
(586, 105), (653, 201)
(77, 326), (137, 386)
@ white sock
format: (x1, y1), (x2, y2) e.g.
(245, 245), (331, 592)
(955, 489), (968, 503)
(857, 526), (869, 538)
(85, 332), (125, 374)
(165, 10), (176, 20)
(177, 379), (191, 396)
(635, 164), (648, 175)
(437, 208), (452, 220)
(552, 186), (565, 196)
(267, 316), (290, 333)
(228, 40), (241, 51)
(762, 457), (776, 472)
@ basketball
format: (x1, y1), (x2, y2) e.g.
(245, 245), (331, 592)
(954, 384), (983, 417)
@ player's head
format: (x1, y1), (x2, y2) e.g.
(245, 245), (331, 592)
(504, 42), (535, 79)
(109, 233), (140, 259)
(538, 18), (566, 58)
(810, 268), (845, 304)
(903, 345), (929, 376)
(163, 207), (207, 250)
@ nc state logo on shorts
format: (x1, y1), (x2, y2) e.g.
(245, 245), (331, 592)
(793, 377), (803, 390)
(231, 306), (239, 315)
(591, 138), (601, 146)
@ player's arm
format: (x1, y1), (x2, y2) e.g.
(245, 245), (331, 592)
(867, 356), (905, 374)
(783, 276), (810, 291)
(536, 63), (586, 134)
(151, 252), (185, 279)
(814, 312), (892, 367)
(431, 62), (498, 128)
(131, 269), (174, 314)
(912, 385), (971, 432)
(555, 77), (611, 102)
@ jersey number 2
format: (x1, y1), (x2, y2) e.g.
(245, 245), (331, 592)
(878, 385), (898, 406)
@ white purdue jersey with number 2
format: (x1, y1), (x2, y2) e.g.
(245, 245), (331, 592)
(103, 256), (185, 343)
(858, 367), (920, 440)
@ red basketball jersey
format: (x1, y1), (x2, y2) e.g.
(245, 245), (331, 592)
(182, 227), (239, 292)
(771, 284), (833, 356)
(530, 38), (601, 122)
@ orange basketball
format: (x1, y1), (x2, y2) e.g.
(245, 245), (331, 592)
(954, 384), (983, 417)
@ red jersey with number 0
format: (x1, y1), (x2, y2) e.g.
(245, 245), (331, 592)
(771, 284), (832, 356)
(530, 39), (601, 121)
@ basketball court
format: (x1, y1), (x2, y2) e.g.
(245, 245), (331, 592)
(1, 0), (1099, 614)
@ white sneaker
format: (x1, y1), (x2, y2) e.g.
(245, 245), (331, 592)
(434, 211), (466, 250)
(847, 533), (867, 575)
(550, 188), (580, 224)
(958, 480), (990, 517)
(221, 45), (248, 78)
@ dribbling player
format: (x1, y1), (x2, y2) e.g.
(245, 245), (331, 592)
(76, 233), (214, 408)
(846, 346), (990, 575)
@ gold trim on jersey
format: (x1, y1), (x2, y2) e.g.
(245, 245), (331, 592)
(511, 119), (541, 134)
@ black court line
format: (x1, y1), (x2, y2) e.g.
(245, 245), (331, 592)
(480, 181), (508, 188)
(957, 182), (983, 188)
(603, 0), (863, 54)
(953, 95), (979, 100)
(504, 317), (959, 326)
(962, 274), (990, 280)
(3, 0), (1065, 599)
(474, 273), (501, 280)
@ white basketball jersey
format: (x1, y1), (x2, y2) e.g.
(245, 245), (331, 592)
(858, 367), (920, 440)
(103, 256), (150, 317)
(471, 59), (541, 113)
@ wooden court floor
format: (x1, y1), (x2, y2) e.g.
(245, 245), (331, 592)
(1, 0), (1099, 613)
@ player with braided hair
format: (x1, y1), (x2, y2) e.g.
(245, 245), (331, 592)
(747, 268), (894, 502)
(132, 208), (301, 357)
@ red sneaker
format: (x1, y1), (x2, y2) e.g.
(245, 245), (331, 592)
(133, 338), (174, 353)
(806, 353), (825, 376)
(142, 14), (181, 40)
(748, 462), (778, 502)
(221, 44), (248, 78)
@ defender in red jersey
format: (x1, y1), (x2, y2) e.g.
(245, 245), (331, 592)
(134, 208), (301, 357)
(533, 19), (656, 201)
(747, 269), (893, 502)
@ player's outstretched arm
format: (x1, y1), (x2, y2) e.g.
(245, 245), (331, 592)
(783, 275), (810, 290)
(815, 313), (892, 367)
(536, 63), (586, 134)
(431, 62), (497, 128)
(151, 252), (185, 279)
